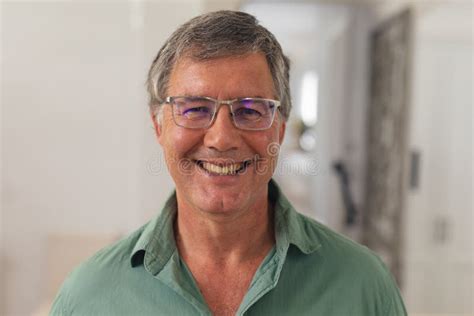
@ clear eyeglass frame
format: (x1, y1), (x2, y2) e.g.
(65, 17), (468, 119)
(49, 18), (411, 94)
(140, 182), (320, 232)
(162, 96), (281, 131)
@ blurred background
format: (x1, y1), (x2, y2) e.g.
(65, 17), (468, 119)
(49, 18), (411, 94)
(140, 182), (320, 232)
(1, 0), (472, 315)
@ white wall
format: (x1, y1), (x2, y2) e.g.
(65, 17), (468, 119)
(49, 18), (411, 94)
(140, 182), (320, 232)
(0, 1), (208, 315)
(403, 2), (473, 314)
(0, 1), (5, 312)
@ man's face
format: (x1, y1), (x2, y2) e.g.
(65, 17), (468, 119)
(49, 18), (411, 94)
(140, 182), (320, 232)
(153, 53), (285, 217)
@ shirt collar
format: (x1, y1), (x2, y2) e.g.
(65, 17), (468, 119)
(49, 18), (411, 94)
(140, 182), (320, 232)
(130, 179), (322, 272)
(269, 179), (322, 255)
(130, 192), (177, 272)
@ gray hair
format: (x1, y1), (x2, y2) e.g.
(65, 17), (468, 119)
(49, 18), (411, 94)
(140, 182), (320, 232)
(146, 10), (292, 121)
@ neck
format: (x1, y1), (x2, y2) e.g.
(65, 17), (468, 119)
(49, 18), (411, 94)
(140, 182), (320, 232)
(174, 194), (275, 266)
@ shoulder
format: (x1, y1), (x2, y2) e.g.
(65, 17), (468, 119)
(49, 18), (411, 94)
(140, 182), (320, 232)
(288, 212), (406, 314)
(293, 211), (382, 267)
(275, 181), (386, 271)
(50, 225), (146, 314)
(73, 225), (145, 277)
(288, 211), (396, 291)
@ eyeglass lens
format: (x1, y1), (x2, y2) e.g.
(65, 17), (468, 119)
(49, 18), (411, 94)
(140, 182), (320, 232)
(171, 97), (277, 130)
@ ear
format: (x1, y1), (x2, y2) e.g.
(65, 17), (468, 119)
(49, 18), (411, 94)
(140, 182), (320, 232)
(150, 108), (162, 144)
(278, 116), (286, 145)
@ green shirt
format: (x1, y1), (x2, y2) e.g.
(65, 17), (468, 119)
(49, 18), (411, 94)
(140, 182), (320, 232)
(50, 180), (407, 315)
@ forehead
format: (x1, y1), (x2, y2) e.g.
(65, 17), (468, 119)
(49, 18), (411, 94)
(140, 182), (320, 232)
(167, 53), (276, 99)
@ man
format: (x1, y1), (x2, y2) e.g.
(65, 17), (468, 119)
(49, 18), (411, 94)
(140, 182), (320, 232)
(51, 10), (407, 315)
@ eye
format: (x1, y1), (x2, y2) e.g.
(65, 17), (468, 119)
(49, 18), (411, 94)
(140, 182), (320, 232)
(234, 107), (262, 121)
(181, 106), (211, 120)
(183, 106), (209, 115)
(173, 97), (214, 121)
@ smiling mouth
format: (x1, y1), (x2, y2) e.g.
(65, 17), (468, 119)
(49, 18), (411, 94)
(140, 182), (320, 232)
(195, 160), (252, 176)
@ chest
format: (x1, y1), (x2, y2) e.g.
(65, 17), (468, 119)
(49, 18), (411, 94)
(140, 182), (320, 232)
(190, 263), (260, 316)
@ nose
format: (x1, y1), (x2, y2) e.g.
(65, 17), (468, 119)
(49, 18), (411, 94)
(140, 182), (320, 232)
(203, 105), (241, 152)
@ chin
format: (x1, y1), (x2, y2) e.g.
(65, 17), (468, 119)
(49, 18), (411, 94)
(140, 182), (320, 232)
(205, 198), (239, 213)
(195, 194), (245, 215)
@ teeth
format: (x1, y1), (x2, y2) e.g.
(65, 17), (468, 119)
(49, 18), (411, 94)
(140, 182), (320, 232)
(200, 162), (244, 175)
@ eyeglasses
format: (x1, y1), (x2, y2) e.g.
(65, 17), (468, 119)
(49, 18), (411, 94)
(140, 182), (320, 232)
(163, 96), (281, 131)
